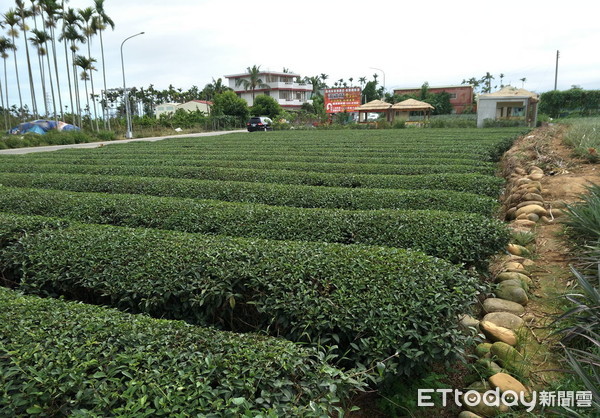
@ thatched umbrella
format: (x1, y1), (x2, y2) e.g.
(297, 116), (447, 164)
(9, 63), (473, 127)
(391, 99), (434, 122)
(356, 100), (392, 122)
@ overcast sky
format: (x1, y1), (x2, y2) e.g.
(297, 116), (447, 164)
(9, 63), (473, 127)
(4, 0), (600, 108)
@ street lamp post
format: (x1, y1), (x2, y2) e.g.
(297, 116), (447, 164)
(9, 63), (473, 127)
(120, 31), (144, 139)
(370, 67), (386, 95)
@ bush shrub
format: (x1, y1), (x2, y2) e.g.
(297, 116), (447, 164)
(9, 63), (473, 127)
(0, 172), (500, 215)
(0, 186), (509, 265)
(0, 162), (504, 196)
(0, 213), (480, 377)
(0, 287), (362, 416)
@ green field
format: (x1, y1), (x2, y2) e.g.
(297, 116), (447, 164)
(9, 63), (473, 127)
(0, 128), (524, 415)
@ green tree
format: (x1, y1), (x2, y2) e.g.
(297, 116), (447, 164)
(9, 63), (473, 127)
(362, 80), (382, 102)
(92, 0), (115, 129)
(79, 6), (99, 130)
(28, 28), (51, 116)
(212, 90), (249, 121)
(250, 95), (282, 118)
(60, 7), (84, 125)
(235, 65), (269, 101)
(41, 0), (65, 120)
(74, 54), (96, 128)
(3, 9), (24, 116)
(16, 0), (38, 116)
(0, 36), (16, 128)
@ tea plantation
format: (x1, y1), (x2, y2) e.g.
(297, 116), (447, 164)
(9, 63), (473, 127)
(0, 128), (523, 415)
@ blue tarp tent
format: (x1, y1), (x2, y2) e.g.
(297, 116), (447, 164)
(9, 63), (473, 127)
(8, 120), (80, 135)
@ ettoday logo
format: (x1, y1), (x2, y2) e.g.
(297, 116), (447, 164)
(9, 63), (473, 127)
(418, 388), (594, 412)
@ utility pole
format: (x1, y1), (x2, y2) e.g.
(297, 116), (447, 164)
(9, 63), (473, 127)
(554, 50), (560, 90)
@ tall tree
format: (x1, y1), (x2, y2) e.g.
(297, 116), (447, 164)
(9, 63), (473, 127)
(235, 65), (269, 102)
(92, 0), (114, 129)
(60, 5), (82, 124)
(16, 0), (38, 117)
(40, 0), (64, 120)
(79, 6), (98, 130)
(60, 12), (85, 126)
(3, 10), (24, 117)
(0, 36), (15, 129)
(29, 28), (52, 116)
(74, 53), (95, 127)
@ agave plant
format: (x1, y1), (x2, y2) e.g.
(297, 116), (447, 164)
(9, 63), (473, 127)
(554, 266), (600, 415)
(565, 183), (600, 243)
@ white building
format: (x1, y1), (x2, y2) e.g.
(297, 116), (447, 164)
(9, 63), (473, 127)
(477, 86), (539, 128)
(155, 100), (212, 118)
(224, 70), (313, 110)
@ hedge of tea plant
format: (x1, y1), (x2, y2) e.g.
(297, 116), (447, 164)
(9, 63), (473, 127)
(0, 162), (504, 196)
(0, 213), (480, 376)
(0, 287), (362, 416)
(0, 187), (509, 265)
(0, 172), (499, 215)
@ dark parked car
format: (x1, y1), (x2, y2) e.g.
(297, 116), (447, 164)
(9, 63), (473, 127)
(247, 116), (273, 132)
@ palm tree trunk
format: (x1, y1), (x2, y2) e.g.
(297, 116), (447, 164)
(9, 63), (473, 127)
(71, 48), (81, 127)
(2, 59), (9, 129)
(63, 40), (75, 123)
(10, 34), (24, 119)
(21, 21), (38, 117)
(86, 38), (99, 131)
(41, 19), (58, 121)
(0, 69), (5, 130)
(49, 25), (64, 120)
(36, 51), (49, 117)
(99, 28), (109, 130)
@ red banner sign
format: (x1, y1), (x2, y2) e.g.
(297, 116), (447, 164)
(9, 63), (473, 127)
(324, 87), (362, 114)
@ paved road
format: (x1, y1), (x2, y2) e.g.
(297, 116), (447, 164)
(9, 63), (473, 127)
(0, 130), (245, 155)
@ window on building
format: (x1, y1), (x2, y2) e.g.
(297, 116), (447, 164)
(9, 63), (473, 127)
(448, 93), (457, 99)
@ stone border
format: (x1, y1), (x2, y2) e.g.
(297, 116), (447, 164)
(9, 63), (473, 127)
(456, 161), (552, 416)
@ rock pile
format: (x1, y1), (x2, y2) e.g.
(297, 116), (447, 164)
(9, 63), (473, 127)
(456, 164), (550, 417)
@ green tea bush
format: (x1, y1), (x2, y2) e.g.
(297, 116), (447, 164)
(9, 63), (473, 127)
(0, 162), (504, 196)
(0, 287), (362, 416)
(0, 187), (509, 265)
(0, 213), (480, 377)
(0, 173), (500, 215)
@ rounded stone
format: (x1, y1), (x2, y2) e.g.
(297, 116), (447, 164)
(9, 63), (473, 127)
(475, 343), (493, 358)
(529, 173), (544, 181)
(490, 342), (525, 368)
(522, 192), (544, 202)
(495, 284), (529, 305)
(482, 298), (525, 315)
(489, 372), (529, 397)
(459, 314), (480, 332)
(507, 244), (530, 257)
(504, 262), (524, 270)
(467, 380), (492, 392)
(480, 321), (518, 346)
(515, 204), (548, 218)
(505, 207), (517, 220)
(482, 312), (525, 330)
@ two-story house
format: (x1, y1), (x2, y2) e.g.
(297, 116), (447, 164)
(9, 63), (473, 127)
(224, 70), (313, 110)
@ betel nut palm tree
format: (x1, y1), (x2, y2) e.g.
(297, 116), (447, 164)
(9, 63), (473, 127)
(235, 65), (269, 103)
